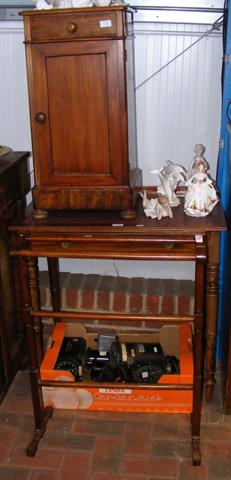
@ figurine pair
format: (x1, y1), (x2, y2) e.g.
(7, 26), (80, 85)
(142, 144), (219, 220)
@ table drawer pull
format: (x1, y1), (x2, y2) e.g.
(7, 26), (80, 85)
(66, 22), (77, 33)
(163, 243), (174, 249)
(60, 241), (69, 249)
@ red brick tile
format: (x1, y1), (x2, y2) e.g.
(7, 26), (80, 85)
(91, 454), (121, 475)
(65, 288), (78, 309)
(178, 296), (190, 315)
(129, 293), (143, 313)
(161, 296), (174, 315)
(146, 294), (159, 315)
(7, 446), (64, 470)
(207, 458), (231, 480)
(0, 411), (24, 429)
(121, 456), (178, 477)
(124, 422), (152, 456)
(89, 476), (147, 480)
(206, 441), (231, 458)
(151, 439), (191, 461)
(206, 441), (231, 479)
(4, 371), (30, 397)
(77, 410), (155, 423)
(74, 418), (124, 436)
(151, 414), (190, 440)
(60, 452), (91, 480)
(0, 466), (31, 480)
(30, 471), (61, 480)
(97, 291), (110, 311)
(179, 461), (209, 480)
(80, 289), (94, 310)
(46, 414), (75, 434)
(201, 424), (231, 441)
(0, 428), (18, 463)
(1, 395), (33, 414)
(113, 292), (126, 312)
(94, 435), (123, 457)
(40, 431), (95, 451)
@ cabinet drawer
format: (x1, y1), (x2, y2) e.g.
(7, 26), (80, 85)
(26, 10), (124, 42)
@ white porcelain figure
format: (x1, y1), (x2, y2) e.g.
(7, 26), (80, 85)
(184, 160), (219, 217)
(36, 0), (53, 9)
(188, 144), (210, 179)
(72, 0), (93, 6)
(141, 190), (173, 220)
(95, 0), (111, 5)
(151, 161), (186, 207)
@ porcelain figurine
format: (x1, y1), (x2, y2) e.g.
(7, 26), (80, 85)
(184, 160), (219, 217)
(188, 144), (210, 178)
(151, 161), (186, 207)
(141, 190), (173, 220)
(36, 0), (53, 8)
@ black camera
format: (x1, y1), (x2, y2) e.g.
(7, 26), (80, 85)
(55, 336), (86, 381)
(54, 332), (179, 384)
(109, 339), (166, 383)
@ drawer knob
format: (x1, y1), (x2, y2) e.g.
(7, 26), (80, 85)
(61, 241), (69, 249)
(66, 22), (77, 33)
(35, 112), (46, 123)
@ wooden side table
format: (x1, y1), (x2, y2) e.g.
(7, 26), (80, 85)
(8, 199), (226, 463)
(0, 150), (30, 402)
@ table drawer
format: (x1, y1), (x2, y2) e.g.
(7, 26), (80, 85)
(14, 234), (205, 261)
(27, 11), (123, 42)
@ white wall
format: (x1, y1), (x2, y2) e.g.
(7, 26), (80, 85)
(134, 21), (223, 184)
(0, 9), (223, 279)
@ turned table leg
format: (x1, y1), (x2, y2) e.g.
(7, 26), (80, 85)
(205, 232), (220, 402)
(19, 257), (52, 456)
(191, 256), (205, 466)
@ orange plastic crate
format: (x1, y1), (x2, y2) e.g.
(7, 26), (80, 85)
(40, 323), (193, 413)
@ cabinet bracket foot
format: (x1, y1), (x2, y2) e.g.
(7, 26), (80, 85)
(120, 208), (136, 220)
(33, 209), (48, 220)
(26, 406), (53, 457)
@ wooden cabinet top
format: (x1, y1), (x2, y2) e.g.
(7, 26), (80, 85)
(20, 6), (130, 42)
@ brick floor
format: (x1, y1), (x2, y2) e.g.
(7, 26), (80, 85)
(0, 371), (230, 480)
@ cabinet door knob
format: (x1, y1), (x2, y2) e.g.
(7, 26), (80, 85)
(35, 112), (46, 123)
(66, 22), (77, 33)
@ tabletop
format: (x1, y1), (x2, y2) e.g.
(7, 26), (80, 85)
(8, 198), (227, 236)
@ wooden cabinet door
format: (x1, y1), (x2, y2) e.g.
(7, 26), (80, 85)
(27, 39), (129, 188)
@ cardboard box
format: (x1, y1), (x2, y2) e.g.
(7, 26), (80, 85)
(40, 323), (193, 413)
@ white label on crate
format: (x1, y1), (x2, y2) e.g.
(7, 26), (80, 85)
(100, 20), (112, 28)
(142, 371), (149, 379)
(99, 351), (107, 356)
(121, 343), (127, 362)
(138, 344), (145, 353)
(195, 235), (203, 243)
(153, 346), (158, 353)
(99, 388), (132, 395)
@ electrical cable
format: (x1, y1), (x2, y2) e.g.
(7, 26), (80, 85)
(135, 14), (224, 90)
